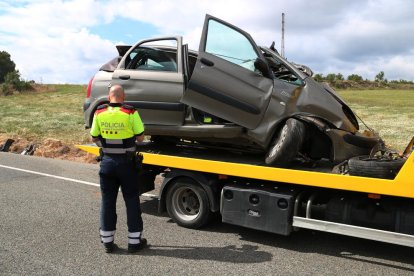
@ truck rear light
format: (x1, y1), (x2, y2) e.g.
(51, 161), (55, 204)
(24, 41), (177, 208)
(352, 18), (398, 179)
(86, 76), (94, 98)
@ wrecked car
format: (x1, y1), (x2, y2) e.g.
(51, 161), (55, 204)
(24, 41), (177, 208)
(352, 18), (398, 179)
(83, 14), (379, 167)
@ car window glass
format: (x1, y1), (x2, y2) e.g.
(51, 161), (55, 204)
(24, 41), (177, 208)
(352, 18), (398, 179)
(205, 20), (258, 72)
(126, 40), (177, 72)
(124, 48), (139, 68)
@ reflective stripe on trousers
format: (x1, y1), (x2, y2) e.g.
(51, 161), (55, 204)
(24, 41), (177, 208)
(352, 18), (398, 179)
(128, 232), (142, 245)
(100, 229), (115, 243)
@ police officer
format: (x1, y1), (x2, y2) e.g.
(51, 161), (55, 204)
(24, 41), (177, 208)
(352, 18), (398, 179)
(90, 84), (147, 253)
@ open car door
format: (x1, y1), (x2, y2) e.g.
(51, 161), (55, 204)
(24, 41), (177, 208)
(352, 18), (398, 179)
(181, 14), (273, 129)
(112, 37), (186, 126)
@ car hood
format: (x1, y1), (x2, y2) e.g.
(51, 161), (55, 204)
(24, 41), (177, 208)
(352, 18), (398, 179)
(261, 47), (359, 132)
(295, 78), (359, 132)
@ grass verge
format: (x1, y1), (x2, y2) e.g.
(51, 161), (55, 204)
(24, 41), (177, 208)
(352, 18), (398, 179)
(337, 89), (414, 151)
(0, 84), (89, 144)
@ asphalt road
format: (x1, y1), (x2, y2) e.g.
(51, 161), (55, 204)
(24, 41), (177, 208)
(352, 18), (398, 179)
(1, 152), (413, 275)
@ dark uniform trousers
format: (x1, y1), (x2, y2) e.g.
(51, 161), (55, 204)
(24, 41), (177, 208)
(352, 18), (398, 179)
(99, 154), (143, 233)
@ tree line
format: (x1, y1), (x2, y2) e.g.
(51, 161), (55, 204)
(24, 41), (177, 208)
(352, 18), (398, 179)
(313, 72), (413, 84)
(312, 71), (414, 90)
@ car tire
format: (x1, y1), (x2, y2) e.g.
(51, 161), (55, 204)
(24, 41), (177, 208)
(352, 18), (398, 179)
(166, 178), (212, 229)
(348, 155), (406, 179)
(264, 118), (306, 167)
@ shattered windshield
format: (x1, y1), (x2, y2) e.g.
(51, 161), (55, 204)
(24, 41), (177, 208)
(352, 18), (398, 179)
(261, 48), (305, 85)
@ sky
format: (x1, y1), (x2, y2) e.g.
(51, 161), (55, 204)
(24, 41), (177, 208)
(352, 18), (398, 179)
(0, 0), (413, 84)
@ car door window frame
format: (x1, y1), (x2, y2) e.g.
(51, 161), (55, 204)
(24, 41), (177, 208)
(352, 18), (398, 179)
(119, 36), (183, 74)
(126, 47), (178, 72)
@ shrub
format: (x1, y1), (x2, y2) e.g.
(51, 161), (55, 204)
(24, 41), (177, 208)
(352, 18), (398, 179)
(326, 73), (336, 82)
(0, 71), (33, 96)
(0, 83), (13, 96)
(347, 74), (363, 82)
(313, 74), (324, 82)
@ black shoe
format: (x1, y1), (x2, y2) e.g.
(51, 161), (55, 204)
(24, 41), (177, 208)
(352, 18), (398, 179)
(103, 242), (115, 253)
(128, 238), (148, 253)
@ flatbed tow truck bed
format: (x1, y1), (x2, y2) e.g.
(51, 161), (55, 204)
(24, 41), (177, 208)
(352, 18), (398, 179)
(78, 143), (414, 247)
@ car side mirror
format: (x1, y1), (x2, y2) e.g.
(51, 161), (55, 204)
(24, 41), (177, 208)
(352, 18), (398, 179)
(254, 58), (272, 79)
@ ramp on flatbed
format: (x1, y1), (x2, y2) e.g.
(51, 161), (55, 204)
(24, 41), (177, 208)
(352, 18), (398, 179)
(77, 143), (414, 199)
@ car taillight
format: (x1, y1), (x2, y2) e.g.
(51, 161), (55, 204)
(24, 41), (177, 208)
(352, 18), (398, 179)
(86, 76), (94, 98)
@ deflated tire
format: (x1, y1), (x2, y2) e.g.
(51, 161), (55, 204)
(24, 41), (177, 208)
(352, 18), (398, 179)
(265, 118), (306, 167)
(348, 155), (406, 179)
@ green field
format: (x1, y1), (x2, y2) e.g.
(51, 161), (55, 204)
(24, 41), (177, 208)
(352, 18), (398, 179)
(337, 89), (414, 151)
(0, 85), (89, 144)
(0, 85), (413, 151)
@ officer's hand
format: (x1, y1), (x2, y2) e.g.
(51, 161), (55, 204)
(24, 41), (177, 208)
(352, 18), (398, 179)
(92, 137), (102, 147)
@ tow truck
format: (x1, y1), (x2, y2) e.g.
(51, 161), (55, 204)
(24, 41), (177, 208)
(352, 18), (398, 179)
(78, 138), (414, 248)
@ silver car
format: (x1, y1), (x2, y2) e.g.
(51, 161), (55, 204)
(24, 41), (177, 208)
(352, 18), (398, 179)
(84, 14), (379, 167)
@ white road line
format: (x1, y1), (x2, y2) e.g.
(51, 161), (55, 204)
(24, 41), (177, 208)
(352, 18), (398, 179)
(0, 164), (100, 187)
(0, 164), (157, 198)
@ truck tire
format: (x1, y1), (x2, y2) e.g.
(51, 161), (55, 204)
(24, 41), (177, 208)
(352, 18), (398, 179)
(166, 178), (212, 229)
(265, 118), (306, 167)
(348, 155), (406, 179)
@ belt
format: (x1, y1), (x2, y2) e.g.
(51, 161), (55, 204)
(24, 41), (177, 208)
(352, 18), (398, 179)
(101, 147), (136, 154)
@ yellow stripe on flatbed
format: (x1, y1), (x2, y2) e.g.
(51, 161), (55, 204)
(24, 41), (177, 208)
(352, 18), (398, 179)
(76, 144), (414, 199)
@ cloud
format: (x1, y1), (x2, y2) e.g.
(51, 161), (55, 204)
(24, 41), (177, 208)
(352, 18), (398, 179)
(0, 0), (413, 83)
(0, 0), (119, 83)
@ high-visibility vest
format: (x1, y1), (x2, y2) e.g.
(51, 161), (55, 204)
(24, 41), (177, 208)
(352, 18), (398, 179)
(90, 103), (144, 154)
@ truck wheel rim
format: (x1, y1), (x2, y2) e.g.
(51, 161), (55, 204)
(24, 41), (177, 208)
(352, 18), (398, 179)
(172, 187), (201, 221)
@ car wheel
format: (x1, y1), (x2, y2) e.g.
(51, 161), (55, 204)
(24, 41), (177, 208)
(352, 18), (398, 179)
(264, 118), (306, 167)
(348, 155), (406, 179)
(166, 178), (212, 229)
